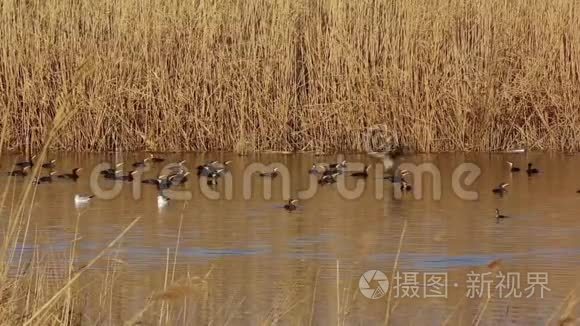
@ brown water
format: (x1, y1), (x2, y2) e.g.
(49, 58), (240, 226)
(3, 152), (580, 325)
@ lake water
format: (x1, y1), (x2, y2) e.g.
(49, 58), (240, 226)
(2, 152), (580, 325)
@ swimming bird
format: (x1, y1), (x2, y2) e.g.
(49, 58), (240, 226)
(15, 155), (36, 168)
(74, 194), (94, 205)
(507, 161), (520, 172)
(157, 193), (170, 208)
(204, 168), (224, 185)
(103, 170), (120, 180)
(57, 168), (82, 181)
(196, 163), (214, 176)
(114, 170), (138, 182)
(36, 172), (56, 184)
(492, 182), (510, 195)
(132, 157), (151, 168)
(526, 163), (539, 175)
(385, 169), (410, 183)
(196, 160), (217, 168)
(259, 168), (279, 177)
(41, 159), (57, 169)
(322, 160), (347, 175)
(7, 166), (30, 177)
(168, 160), (187, 173)
(284, 199), (299, 211)
(351, 165), (370, 178)
(148, 153), (165, 163)
(197, 165), (223, 177)
(211, 160), (232, 171)
(197, 161), (229, 176)
(328, 160), (347, 170)
(318, 172), (339, 185)
(100, 162), (124, 177)
(158, 177), (173, 190)
(206, 177), (218, 186)
(169, 171), (190, 186)
(495, 208), (509, 221)
(400, 180), (412, 191)
(196, 161), (219, 175)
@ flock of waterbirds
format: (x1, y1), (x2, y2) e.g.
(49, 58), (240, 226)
(490, 161), (543, 222)
(3, 152), (559, 220)
(4, 152), (415, 208)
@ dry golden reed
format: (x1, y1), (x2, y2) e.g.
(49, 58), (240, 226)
(0, 0), (579, 153)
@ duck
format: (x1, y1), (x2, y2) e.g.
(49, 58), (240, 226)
(103, 170), (120, 180)
(41, 159), (57, 169)
(197, 161), (230, 176)
(74, 194), (94, 205)
(495, 208), (509, 221)
(148, 153), (165, 163)
(196, 160), (217, 170)
(318, 173), (339, 185)
(351, 165), (370, 178)
(328, 160), (347, 170)
(132, 157), (151, 168)
(526, 163), (539, 175)
(36, 172), (56, 184)
(157, 193), (170, 208)
(507, 161), (520, 172)
(158, 177), (173, 190)
(400, 180), (412, 191)
(169, 172), (190, 186)
(322, 160), (347, 175)
(211, 160), (232, 170)
(114, 170), (138, 182)
(168, 160), (187, 173)
(15, 154), (36, 168)
(385, 169), (410, 183)
(259, 168), (279, 177)
(100, 162), (124, 176)
(7, 166), (30, 177)
(206, 177), (218, 186)
(204, 169), (224, 185)
(283, 199), (299, 211)
(196, 163), (214, 176)
(167, 167), (184, 179)
(492, 182), (510, 195)
(57, 168), (82, 181)
(154, 176), (174, 190)
(196, 165), (211, 176)
(196, 160), (216, 169)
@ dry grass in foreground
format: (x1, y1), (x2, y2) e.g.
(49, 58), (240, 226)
(1, 0), (579, 153)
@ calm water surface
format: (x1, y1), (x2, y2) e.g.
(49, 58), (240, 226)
(2, 152), (580, 325)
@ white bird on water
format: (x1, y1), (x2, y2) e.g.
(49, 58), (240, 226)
(157, 194), (170, 208)
(74, 194), (94, 206)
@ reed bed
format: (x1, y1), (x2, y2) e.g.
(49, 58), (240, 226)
(1, 0), (580, 153)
